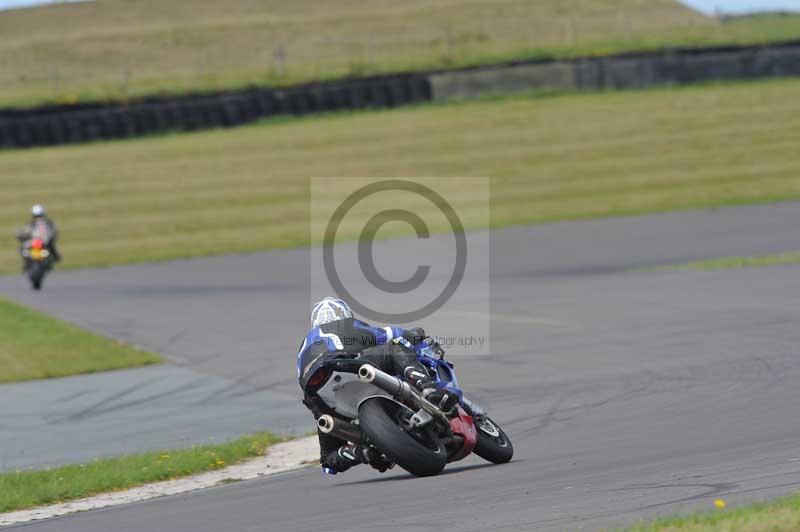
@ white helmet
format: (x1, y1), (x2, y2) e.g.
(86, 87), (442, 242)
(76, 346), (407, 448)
(310, 297), (353, 328)
(31, 204), (46, 217)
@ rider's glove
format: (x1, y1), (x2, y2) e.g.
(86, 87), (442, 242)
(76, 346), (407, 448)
(402, 327), (426, 346)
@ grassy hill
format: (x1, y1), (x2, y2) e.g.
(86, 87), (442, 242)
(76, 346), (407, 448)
(1, 0), (799, 108)
(1, 78), (799, 274)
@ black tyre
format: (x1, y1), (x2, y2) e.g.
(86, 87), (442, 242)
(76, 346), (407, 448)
(28, 263), (45, 290)
(358, 398), (447, 477)
(473, 416), (513, 464)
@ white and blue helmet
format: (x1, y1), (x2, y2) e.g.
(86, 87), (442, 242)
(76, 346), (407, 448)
(310, 297), (353, 328)
(31, 204), (46, 217)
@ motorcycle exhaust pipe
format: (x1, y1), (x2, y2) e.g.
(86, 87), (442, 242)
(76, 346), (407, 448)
(317, 414), (365, 444)
(358, 364), (451, 428)
(358, 364), (405, 396)
(317, 414), (335, 433)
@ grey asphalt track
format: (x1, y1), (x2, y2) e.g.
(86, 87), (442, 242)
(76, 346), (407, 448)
(3, 202), (800, 530)
(0, 365), (305, 471)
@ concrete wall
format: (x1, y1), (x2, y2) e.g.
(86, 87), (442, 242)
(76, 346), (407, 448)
(429, 43), (800, 100)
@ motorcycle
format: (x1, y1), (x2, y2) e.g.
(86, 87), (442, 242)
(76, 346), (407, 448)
(21, 237), (54, 290)
(309, 337), (513, 477)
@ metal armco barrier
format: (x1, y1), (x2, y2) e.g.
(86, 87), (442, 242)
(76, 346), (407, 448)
(2, 40), (800, 149)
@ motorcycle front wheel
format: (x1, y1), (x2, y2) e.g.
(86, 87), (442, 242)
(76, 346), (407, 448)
(358, 398), (447, 477)
(28, 262), (46, 290)
(473, 415), (513, 464)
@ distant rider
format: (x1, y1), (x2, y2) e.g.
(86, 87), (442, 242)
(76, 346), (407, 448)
(297, 297), (456, 475)
(16, 204), (61, 270)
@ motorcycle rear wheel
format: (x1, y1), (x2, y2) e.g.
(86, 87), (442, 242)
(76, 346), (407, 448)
(473, 415), (513, 464)
(358, 398), (447, 477)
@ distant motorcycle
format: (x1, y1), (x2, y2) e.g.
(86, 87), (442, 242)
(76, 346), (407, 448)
(309, 338), (513, 477)
(18, 227), (56, 290)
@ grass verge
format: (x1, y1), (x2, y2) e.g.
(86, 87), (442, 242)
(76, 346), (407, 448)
(0, 432), (282, 513)
(629, 493), (800, 531)
(0, 0), (799, 107)
(646, 252), (800, 272)
(2, 78), (800, 273)
(0, 297), (160, 383)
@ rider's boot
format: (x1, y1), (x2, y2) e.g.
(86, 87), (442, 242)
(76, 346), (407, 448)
(403, 367), (458, 414)
(324, 444), (394, 474)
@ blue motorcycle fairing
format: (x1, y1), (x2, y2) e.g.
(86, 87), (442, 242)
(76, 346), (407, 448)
(413, 340), (464, 402)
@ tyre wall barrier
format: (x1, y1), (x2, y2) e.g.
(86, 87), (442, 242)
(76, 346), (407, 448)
(428, 42), (800, 100)
(0, 75), (432, 149)
(2, 41), (800, 149)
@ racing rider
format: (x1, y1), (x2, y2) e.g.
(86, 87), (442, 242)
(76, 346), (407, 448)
(297, 297), (455, 475)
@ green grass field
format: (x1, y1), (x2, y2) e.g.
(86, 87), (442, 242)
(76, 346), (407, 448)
(2, 78), (800, 275)
(0, 432), (281, 513)
(630, 493), (800, 531)
(0, 297), (160, 383)
(0, 0), (799, 107)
